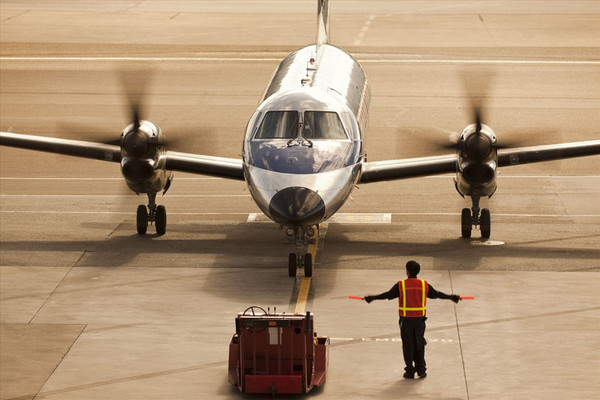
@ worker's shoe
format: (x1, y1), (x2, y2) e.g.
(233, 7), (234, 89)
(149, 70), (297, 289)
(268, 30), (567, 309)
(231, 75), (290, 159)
(418, 372), (427, 379)
(403, 372), (415, 379)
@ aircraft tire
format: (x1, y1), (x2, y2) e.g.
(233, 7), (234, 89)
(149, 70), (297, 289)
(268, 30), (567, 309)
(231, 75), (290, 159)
(461, 208), (471, 238)
(137, 205), (148, 235)
(288, 253), (297, 277)
(304, 253), (313, 277)
(156, 205), (167, 235)
(480, 208), (491, 239)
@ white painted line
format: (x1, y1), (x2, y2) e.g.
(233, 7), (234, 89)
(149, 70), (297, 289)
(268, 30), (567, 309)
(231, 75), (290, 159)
(392, 212), (600, 218)
(1, 56), (598, 65)
(354, 15), (375, 46)
(0, 194), (250, 198)
(2, 175), (597, 181)
(246, 213), (393, 223)
(0, 211), (252, 215)
(359, 59), (600, 65)
(0, 57), (282, 62)
(1, 210), (598, 218)
(0, 177), (227, 180)
(330, 213), (392, 224)
(329, 337), (455, 343)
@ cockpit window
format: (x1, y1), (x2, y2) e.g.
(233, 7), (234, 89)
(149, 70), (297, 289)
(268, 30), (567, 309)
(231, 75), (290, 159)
(254, 111), (299, 139)
(303, 111), (347, 139)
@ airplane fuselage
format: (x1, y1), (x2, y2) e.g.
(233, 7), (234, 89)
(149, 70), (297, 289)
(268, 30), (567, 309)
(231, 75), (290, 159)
(243, 44), (371, 227)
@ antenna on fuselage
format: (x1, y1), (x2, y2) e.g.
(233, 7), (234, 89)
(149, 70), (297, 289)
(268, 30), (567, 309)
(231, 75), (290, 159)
(316, 0), (330, 55)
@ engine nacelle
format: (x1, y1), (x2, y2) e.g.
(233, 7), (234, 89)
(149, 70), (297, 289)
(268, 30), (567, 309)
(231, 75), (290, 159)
(454, 123), (498, 198)
(119, 120), (171, 194)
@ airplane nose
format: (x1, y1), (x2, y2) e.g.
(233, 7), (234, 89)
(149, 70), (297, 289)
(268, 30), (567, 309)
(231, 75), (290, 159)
(269, 187), (325, 226)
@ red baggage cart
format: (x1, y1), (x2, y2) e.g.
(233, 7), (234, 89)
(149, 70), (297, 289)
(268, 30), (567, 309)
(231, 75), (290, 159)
(228, 306), (329, 394)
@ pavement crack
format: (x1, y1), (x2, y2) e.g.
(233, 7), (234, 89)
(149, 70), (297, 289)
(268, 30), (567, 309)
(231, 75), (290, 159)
(32, 325), (87, 400)
(450, 271), (470, 400)
(28, 253), (85, 324)
(1, 9), (30, 23)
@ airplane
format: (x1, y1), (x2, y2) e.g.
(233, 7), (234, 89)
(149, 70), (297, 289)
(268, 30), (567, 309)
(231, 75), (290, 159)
(1, 0), (600, 278)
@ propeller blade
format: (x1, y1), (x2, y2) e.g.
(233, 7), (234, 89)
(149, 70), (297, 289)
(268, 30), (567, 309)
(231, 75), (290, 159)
(460, 67), (494, 131)
(117, 67), (155, 129)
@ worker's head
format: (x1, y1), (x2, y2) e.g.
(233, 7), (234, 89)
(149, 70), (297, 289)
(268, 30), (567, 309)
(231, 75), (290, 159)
(406, 260), (420, 277)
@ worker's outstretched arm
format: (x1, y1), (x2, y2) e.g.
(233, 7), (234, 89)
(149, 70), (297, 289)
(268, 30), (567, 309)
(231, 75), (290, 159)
(428, 284), (461, 303)
(364, 284), (399, 303)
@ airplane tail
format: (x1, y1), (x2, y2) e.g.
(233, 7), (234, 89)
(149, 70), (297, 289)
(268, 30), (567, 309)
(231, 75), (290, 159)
(316, 0), (330, 53)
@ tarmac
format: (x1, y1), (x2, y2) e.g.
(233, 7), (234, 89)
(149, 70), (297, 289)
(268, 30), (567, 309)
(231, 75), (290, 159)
(1, 1), (599, 399)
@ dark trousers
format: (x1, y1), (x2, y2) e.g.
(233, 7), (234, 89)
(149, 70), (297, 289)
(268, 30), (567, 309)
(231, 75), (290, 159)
(399, 317), (427, 375)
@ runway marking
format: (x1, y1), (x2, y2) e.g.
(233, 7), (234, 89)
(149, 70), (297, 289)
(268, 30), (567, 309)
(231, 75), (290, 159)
(469, 240), (505, 246)
(330, 337), (454, 343)
(2, 175), (597, 180)
(1, 210), (598, 218)
(353, 15), (375, 46)
(248, 213), (392, 223)
(329, 306), (600, 348)
(0, 211), (252, 215)
(294, 277), (312, 315)
(0, 194), (250, 198)
(0, 177), (226, 180)
(1, 56), (599, 65)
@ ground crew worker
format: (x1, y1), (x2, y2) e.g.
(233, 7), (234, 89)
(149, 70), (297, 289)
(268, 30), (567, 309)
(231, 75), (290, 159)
(364, 260), (461, 379)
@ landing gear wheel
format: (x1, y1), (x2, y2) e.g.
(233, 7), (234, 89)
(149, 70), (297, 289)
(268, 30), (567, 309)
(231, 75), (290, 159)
(480, 208), (491, 239)
(155, 205), (166, 235)
(461, 208), (472, 238)
(288, 253), (297, 277)
(136, 205), (148, 235)
(304, 253), (313, 277)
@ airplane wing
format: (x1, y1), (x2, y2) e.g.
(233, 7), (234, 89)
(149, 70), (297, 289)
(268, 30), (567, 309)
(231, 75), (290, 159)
(0, 131), (244, 180)
(0, 131), (121, 162)
(359, 154), (458, 183)
(165, 151), (244, 180)
(359, 140), (600, 184)
(496, 140), (600, 167)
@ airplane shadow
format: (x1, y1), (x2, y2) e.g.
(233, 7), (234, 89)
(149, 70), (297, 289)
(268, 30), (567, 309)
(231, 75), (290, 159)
(1, 220), (598, 302)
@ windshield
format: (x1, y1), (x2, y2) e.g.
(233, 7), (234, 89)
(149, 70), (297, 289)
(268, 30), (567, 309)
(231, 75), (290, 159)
(303, 111), (347, 139)
(254, 111), (299, 139)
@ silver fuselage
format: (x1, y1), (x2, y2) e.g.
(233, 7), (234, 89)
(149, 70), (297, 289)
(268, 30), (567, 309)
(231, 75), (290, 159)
(243, 44), (370, 227)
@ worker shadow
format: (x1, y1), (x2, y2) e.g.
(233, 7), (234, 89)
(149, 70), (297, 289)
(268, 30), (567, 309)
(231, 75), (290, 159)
(379, 379), (464, 400)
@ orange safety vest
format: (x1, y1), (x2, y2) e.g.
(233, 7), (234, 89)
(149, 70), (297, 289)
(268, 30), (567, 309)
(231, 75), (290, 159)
(398, 278), (428, 317)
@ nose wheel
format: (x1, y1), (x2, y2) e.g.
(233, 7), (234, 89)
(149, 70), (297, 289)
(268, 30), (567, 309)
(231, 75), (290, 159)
(136, 192), (167, 235)
(286, 226), (316, 277)
(461, 196), (491, 239)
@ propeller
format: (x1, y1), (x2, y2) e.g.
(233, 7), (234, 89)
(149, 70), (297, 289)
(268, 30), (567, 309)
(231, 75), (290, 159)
(399, 68), (552, 158)
(55, 67), (219, 155)
(118, 67), (151, 133)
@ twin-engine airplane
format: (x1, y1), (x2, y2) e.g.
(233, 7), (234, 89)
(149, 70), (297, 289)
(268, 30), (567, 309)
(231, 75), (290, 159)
(1, 0), (599, 277)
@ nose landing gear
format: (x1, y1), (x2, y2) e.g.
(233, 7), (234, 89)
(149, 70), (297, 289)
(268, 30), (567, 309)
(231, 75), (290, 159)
(286, 226), (317, 277)
(461, 195), (491, 239)
(136, 192), (167, 235)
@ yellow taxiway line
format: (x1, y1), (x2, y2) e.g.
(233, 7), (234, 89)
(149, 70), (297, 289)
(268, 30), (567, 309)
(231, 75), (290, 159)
(294, 228), (319, 314)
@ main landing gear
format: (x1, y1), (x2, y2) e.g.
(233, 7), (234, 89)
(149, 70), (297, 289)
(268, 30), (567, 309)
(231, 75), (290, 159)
(461, 195), (491, 239)
(286, 226), (317, 278)
(136, 192), (167, 235)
